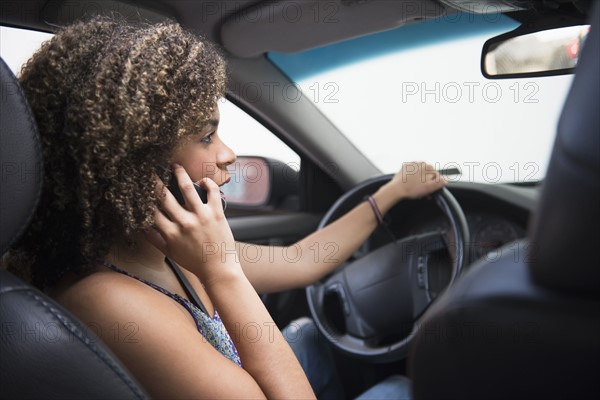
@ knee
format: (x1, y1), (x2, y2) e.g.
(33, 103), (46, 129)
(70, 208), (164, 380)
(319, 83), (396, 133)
(282, 317), (326, 358)
(282, 317), (319, 348)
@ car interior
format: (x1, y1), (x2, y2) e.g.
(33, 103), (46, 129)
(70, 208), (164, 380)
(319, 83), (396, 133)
(1, 0), (598, 398)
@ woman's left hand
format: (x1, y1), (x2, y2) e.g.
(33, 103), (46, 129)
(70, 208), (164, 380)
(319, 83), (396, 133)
(386, 161), (447, 201)
(372, 162), (447, 214)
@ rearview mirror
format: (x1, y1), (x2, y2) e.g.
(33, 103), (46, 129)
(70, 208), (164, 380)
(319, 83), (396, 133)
(482, 25), (590, 78)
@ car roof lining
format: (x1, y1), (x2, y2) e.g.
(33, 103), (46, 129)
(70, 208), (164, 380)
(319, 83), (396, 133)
(0, 0), (592, 42)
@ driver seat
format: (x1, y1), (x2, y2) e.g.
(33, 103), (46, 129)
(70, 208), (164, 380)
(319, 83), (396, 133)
(409, 6), (600, 400)
(0, 57), (148, 399)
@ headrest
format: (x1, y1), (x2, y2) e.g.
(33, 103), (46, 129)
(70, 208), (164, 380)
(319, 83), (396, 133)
(0, 57), (43, 254)
(528, 6), (600, 296)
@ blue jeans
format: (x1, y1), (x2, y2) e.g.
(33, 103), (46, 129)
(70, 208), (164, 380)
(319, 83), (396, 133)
(354, 375), (412, 400)
(282, 318), (412, 399)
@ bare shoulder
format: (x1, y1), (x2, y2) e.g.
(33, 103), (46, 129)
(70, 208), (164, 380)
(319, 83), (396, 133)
(56, 270), (182, 325)
(56, 271), (189, 352)
(55, 270), (266, 399)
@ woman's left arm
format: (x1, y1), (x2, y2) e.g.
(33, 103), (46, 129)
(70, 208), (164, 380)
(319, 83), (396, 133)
(238, 162), (446, 293)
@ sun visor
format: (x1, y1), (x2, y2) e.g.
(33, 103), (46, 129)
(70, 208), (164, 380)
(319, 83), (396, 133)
(221, 0), (449, 57)
(438, 0), (526, 14)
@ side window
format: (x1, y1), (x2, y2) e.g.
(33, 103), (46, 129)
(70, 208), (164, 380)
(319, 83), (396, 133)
(0, 26), (53, 74)
(218, 99), (301, 214)
(218, 100), (300, 170)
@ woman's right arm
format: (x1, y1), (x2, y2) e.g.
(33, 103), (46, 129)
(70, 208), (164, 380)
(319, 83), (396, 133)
(145, 164), (315, 399)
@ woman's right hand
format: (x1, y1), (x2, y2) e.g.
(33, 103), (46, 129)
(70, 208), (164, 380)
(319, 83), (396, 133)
(145, 163), (241, 285)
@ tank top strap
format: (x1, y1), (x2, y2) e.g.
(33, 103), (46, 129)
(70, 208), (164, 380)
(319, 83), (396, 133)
(99, 260), (178, 299)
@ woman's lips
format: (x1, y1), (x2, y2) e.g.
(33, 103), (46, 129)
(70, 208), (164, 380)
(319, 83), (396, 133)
(193, 176), (230, 187)
(219, 178), (229, 210)
(219, 177), (230, 200)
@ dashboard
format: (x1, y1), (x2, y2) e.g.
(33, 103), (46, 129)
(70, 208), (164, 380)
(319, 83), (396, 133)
(355, 181), (538, 296)
(467, 213), (525, 260)
(399, 182), (532, 252)
(403, 210), (526, 262)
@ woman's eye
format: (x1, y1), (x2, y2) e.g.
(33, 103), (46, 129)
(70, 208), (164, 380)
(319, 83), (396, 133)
(200, 133), (214, 144)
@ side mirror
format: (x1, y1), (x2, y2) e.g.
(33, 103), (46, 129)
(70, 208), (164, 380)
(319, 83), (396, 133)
(482, 23), (590, 79)
(222, 156), (299, 211)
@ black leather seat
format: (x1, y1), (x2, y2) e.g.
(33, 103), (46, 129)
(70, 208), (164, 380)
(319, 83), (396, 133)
(409, 5), (600, 400)
(0, 57), (148, 399)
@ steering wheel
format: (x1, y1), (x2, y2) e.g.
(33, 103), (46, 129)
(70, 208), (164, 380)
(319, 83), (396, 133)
(306, 175), (469, 362)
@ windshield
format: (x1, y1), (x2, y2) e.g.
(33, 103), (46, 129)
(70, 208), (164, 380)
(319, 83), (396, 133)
(269, 14), (573, 183)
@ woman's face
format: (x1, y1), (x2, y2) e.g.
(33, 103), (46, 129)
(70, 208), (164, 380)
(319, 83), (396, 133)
(171, 106), (236, 187)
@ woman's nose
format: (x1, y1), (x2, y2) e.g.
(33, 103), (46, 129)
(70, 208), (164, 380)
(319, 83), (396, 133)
(217, 140), (236, 168)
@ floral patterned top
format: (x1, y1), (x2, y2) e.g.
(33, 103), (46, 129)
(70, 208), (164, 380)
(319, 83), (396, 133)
(100, 260), (242, 367)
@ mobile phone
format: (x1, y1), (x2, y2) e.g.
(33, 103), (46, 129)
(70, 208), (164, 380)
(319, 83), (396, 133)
(158, 166), (226, 210)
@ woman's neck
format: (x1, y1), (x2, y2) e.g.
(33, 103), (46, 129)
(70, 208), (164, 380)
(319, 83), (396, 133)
(105, 232), (169, 277)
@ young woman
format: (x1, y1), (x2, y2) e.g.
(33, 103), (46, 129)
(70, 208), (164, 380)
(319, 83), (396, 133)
(6, 17), (445, 399)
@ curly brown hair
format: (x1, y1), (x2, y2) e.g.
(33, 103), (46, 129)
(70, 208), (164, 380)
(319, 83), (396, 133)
(6, 16), (227, 290)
